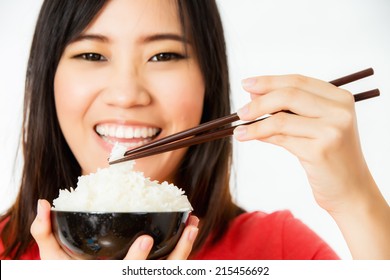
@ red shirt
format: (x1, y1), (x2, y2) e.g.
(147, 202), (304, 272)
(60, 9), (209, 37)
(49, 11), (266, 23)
(1, 210), (338, 260)
(192, 211), (339, 260)
(0, 217), (39, 260)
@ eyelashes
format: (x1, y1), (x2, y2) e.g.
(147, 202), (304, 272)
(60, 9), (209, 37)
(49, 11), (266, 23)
(73, 52), (186, 63)
(149, 52), (185, 62)
(73, 52), (107, 62)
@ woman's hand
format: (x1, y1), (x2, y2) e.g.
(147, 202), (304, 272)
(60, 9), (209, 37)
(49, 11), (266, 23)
(233, 74), (370, 212)
(234, 74), (390, 259)
(30, 199), (71, 259)
(30, 199), (199, 260)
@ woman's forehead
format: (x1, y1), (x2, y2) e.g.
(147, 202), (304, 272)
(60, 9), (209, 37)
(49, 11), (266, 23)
(84, 0), (182, 39)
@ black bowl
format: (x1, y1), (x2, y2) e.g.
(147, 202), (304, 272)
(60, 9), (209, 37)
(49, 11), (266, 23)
(51, 210), (190, 260)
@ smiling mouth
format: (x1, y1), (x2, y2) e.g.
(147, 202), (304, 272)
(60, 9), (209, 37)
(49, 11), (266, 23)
(95, 124), (161, 149)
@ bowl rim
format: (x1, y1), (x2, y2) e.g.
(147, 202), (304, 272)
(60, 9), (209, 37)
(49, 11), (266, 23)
(50, 209), (192, 214)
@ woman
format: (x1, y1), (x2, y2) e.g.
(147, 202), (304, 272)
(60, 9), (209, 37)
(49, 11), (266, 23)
(1, 0), (389, 260)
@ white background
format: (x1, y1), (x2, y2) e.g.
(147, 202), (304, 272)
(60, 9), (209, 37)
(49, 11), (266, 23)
(1, 0), (389, 259)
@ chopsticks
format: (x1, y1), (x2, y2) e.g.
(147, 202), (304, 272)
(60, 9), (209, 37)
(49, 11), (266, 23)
(109, 68), (380, 164)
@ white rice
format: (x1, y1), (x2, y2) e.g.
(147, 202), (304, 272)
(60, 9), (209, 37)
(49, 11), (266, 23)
(52, 143), (192, 212)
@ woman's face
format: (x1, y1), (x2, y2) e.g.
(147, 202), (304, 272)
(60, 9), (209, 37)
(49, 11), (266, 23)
(54, 0), (204, 182)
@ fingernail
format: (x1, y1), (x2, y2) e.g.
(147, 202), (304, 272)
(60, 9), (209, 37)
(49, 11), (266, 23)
(37, 199), (43, 219)
(233, 126), (247, 138)
(241, 77), (256, 88)
(140, 236), (153, 251)
(188, 227), (198, 242)
(237, 104), (249, 118)
(188, 215), (200, 227)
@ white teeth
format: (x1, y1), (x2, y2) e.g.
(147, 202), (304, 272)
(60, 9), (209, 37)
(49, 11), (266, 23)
(102, 137), (149, 149)
(115, 126), (124, 138)
(95, 124), (159, 139)
(109, 126), (116, 137)
(96, 126), (105, 135)
(125, 128), (134, 138)
(134, 128), (141, 138)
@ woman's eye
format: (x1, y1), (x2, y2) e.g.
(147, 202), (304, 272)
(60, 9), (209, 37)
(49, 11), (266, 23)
(149, 52), (184, 62)
(76, 53), (107, 62)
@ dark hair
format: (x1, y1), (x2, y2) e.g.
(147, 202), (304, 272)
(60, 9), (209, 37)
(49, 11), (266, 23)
(0, 0), (242, 259)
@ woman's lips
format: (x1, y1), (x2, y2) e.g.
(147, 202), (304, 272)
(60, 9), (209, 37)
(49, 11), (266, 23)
(95, 123), (161, 149)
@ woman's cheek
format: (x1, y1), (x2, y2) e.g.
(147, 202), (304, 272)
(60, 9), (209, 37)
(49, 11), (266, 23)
(148, 69), (204, 124)
(55, 63), (105, 114)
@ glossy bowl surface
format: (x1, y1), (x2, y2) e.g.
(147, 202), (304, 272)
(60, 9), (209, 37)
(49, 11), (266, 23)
(51, 210), (190, 260)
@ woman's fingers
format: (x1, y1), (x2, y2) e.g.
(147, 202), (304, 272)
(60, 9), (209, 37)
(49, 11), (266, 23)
(238, 87), (335, 121)
(242, 74), (351, 101)
(237, 73), (365, 212)
(124, 235), (154, 260)
(235, 73), (356, 150)
(30, 199), (70, 259)
(234, 113), (321, 163)
(167, 215), (199, 260)
(234, 111), (320, 141)
(239, 74), (354, 122)
(124, 215), (199, 260)
(234, 108), (356, 163)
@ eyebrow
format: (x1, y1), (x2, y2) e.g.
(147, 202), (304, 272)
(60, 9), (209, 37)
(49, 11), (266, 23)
(141, 33), (190, 44)
(70, 33), (109, 44)
(70, 33), (189, 45)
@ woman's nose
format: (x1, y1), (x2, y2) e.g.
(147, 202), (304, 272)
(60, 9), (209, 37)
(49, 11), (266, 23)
(101, 65), (151, 108)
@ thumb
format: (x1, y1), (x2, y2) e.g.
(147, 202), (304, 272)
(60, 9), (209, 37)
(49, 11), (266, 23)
(30, 199), (70, 259)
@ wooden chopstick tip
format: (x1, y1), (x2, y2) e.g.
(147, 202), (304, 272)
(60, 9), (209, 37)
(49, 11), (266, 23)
(353, 88), (380, 102)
